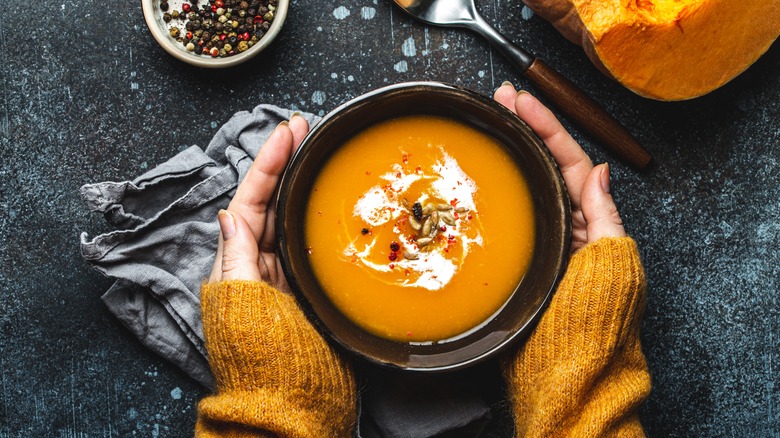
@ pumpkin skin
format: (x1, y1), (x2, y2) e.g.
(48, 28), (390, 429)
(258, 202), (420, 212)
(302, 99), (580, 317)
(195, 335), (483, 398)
(522, 0), (780, 100)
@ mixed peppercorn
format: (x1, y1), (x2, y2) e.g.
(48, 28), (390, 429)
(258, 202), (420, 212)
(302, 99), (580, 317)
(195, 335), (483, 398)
(160, 0), (277, 58)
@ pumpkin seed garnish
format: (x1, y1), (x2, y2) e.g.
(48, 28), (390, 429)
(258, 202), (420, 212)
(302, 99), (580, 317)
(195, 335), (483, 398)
(403, 250), (419, 260)
(436, 203), (453, 211)
(422, 216), (433, 236)
(409, 215), (422, 231)
(416, 237), (432, 247)
(440, 211), (456, 226)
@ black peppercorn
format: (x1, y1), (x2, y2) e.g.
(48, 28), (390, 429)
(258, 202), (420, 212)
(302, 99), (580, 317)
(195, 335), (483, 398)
(228, 36), (238, 45)
(160, 1), (169, 11)
(412, 202), (423, 221)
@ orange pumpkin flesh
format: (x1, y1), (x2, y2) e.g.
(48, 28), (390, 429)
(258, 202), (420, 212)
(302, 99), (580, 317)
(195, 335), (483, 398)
(523, 0), (780, 100)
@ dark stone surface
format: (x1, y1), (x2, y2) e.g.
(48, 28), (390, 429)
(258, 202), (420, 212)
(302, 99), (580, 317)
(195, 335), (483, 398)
(1, 0), (777, 435)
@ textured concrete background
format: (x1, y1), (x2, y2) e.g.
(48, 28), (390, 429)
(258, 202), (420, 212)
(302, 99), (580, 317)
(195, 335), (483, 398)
(1, 0), (778, 436)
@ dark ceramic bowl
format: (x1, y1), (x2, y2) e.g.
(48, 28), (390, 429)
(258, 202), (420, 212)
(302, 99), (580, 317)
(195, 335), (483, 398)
(276, 82), (570, 372)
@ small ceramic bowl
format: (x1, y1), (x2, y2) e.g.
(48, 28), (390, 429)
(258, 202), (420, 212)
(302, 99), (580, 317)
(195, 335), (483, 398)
(141, 0), (288, 68)
(276, 82), (571, 372)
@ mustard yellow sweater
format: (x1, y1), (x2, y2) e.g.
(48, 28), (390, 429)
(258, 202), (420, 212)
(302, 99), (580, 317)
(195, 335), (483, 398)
(196, 237), (651, 437)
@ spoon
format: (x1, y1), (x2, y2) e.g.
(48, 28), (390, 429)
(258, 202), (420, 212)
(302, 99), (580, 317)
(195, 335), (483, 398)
(393, 0), (653, 169)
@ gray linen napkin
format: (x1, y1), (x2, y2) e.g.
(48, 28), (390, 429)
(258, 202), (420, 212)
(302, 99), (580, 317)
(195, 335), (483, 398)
(80, 104), (494, 437)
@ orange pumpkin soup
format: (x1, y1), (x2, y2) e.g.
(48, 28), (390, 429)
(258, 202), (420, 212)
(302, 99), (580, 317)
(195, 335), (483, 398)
(305, 115), (534, 342)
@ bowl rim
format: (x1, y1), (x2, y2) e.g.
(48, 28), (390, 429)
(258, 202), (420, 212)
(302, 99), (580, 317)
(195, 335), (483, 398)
(276, 81), (571, 372)
(141, 0), (289, 68)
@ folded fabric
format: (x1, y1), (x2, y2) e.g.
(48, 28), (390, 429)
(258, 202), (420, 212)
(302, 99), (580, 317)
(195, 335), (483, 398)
(79, 104), (493, 437)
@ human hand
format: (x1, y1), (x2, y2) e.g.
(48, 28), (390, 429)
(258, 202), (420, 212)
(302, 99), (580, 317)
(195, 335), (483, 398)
(209, 114), (310, 288)
(494, 82), (626, 253)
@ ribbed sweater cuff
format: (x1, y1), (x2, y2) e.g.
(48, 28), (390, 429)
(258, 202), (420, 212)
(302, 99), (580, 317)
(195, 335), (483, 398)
(534, 236), (647, 361)
(504, 237), (651, 436)
(197, 280), (356, 437)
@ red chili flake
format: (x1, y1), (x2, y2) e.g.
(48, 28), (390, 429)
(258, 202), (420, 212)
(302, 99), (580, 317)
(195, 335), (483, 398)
(406, 331), (413, 337)
(390, 241), (400, 252)
(395, 172), (401, 178)
(181, 3), (191, 12)
(415, 166), (422, 173)
(457, 181), (462, 186)
(305, 247), (313, 255)
(450, 198), (459, 207)
(402, 154), (409, 164)
(467, 215), (473, 220)
(404, 269), (410, 276)
(453, 212), (460, 219)
(389, 263), (396, 269)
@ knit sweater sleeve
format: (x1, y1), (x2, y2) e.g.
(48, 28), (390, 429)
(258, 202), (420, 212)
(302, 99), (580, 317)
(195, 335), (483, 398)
(504, 237), (652, 437)
(195, 280), (357, 437)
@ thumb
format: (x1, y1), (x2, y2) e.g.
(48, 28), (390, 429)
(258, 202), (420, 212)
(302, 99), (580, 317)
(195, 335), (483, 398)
(217, 209), (263, 281)
(581, 163), (626, 243)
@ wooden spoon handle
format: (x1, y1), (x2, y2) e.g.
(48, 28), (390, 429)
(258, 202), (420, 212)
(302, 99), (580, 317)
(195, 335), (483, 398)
(524, 59), (653, 169)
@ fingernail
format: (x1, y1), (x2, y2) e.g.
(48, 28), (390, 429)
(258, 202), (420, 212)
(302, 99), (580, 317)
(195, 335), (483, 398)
(501, 80), (513, 88)
(517, 89), (529, 96)
(290, 111), (301, 119)
(600, 163), (611, 194)
(277, 120), (289, 128)
(218, 209), (236, 240)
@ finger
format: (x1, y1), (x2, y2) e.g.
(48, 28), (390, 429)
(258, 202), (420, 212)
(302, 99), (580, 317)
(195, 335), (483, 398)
(493, 81), (518, 112)
(229, 122), (296, 240)
(514, 91), (593, 208)
(288, 113), (310, 154)
(217, 209), (263, 281)
(581, 163), (626, 242)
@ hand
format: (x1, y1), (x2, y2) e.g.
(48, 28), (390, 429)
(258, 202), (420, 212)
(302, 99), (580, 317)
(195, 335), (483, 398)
(494, 83), (626, 253)
(209, 115), (310, 288)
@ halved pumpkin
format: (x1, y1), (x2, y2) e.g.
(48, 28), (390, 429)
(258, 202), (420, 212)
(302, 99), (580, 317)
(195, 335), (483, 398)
(522, 0), (780, 100)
